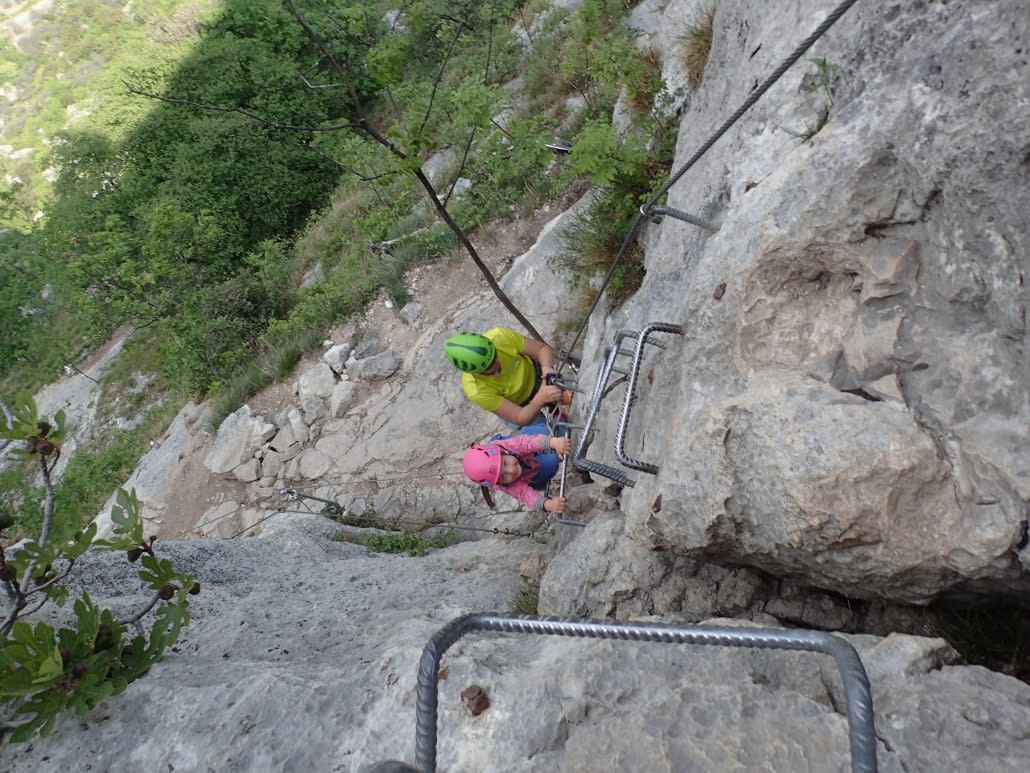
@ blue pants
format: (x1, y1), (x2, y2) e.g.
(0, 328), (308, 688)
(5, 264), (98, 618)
(521, 423), (559, 488)
(498, 411), (548, 432)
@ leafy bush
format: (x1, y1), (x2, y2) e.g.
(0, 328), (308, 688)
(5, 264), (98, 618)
(0, 394), (196, 742)
(551, 112), (676, 305)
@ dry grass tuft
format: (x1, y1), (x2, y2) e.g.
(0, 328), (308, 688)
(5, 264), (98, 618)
(680, 4), (717, 88)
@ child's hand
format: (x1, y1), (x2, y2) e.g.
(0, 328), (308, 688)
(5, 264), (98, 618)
(544, 496), (567, 514)
(549, 437), (572, 457)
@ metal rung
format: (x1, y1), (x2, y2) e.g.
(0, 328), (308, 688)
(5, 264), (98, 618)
(614, 323), (684, 473)
(411, 614), (878, 773)
(575, 457), (636, 488)
(572, 329), (642, 487)
(642, 204), (715, 231)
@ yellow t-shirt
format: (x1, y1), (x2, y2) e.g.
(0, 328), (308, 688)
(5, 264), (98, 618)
(461, 328), (537, 412)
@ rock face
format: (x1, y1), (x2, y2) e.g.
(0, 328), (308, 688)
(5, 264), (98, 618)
(4, 517), (1029, 772)
(583, 0), (1029, 606)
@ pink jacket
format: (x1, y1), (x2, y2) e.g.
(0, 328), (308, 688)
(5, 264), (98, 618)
(487, 432), (553, 511)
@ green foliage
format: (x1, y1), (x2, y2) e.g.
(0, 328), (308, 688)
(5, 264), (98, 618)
(569, 120), (634, 188)
(0, 390), (174, 544)
(509, 584), (540, 615)
(157, 240), (299, 396)
(552, 109), (676, 305)
(6, 0), (677, 409)
(0, 1), (208, 225)
(623, 47), (666, 115)
(0, 392), (70, 448)
(804, 56), (840, 97)
(363, 528), (455, 557)
(0, 230), (88, 391)
(52, 431), (151, 536)
(553, 1), (637, 117)
(1, 433), (195, 743)
(208, 330), (323, 428)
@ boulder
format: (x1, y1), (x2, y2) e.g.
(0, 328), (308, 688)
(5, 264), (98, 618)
(323, 343), (353, 374)
(347, 351), (402, 381)
(204, 406), (276, 476)
(297, 362), (337, 400)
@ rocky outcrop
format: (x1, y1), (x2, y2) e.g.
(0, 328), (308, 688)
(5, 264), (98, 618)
(5, 516), (1028, 771)
(584, 0), (1029, 605)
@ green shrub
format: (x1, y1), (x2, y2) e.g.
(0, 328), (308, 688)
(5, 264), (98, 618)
(208, 331), (322, 429)
(509, 584), (540, 615)
(624, 46), (666, 115)
(551, 112), (675, 305)
(1, 397), (196, 742)
(363, 528), (455, 557)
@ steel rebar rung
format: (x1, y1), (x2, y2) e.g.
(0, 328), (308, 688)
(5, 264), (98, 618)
(642, 204), (714, 231)
(412, 613), (878, 773)
(613, 323), (684, 474)
(573, 328), (679, 486)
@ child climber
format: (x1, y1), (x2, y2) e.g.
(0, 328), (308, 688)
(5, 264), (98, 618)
(462, 425), (572, 514)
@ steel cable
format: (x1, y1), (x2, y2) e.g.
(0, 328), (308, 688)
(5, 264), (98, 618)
(559, 0), (863, 369)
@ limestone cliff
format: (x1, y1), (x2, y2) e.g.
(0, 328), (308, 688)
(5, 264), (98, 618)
(5, 1), (1028, 771)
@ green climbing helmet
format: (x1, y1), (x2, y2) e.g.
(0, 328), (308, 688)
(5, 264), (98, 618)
(445, 332), (496, 373)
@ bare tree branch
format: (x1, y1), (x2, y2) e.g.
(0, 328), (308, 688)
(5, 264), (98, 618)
(284, 0), (544, 341)
(303, 142), (395, 182)
(418, 18), (466, 138)
(38, 454), (55, 546)
(23, 559), (75, 598)
(117, 589), (164, 627)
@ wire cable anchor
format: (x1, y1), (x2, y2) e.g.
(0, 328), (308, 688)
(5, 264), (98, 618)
(641, 204), (715, 231)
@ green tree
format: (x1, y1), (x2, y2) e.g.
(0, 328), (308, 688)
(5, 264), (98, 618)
(0, 393), (197, 742)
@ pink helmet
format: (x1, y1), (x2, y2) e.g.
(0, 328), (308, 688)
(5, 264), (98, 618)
(463, 445), (501, 487)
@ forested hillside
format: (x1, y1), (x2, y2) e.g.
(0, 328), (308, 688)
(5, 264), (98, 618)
(1, 0), (671, 536)
(2, 0), (664, 394)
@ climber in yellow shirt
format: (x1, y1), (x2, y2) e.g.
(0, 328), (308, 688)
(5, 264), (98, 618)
(444, 328), (564, 428)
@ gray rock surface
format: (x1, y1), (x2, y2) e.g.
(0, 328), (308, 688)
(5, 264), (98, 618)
(399, 301), (422, 326)
(324, 342), (354, 374)
(203, 405), (277, 476)
(297, 361), (338, 399)
(5, 518), (1028, 772)
(347, 350), (403, 381)
(588, 0), (1029, 605)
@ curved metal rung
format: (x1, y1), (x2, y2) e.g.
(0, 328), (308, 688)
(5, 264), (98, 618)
(614, 323), (684, 474)
(574, 456), (635, 488)
(412, 614), (878, 773)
